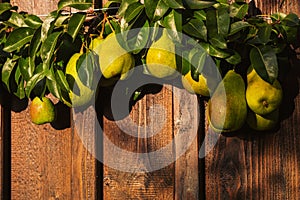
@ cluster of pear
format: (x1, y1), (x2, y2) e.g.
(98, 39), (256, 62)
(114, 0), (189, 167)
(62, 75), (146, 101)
(194, 67), (282, 133)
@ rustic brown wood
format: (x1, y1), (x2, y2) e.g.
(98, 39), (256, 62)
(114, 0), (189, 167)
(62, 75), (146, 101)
(102, 85), (175, 199)
(173, 87), (200, 200)
(205, 2), (300, 200)
(10, 0), (60, 15)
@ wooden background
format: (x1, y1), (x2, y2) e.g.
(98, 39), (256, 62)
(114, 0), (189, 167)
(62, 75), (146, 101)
(0, 0), (300, 199)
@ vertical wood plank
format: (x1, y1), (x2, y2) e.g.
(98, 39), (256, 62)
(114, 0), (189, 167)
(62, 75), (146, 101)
(10, 0), (60, 15)
(102, 85), (175, 199)
(205, 2), (300, 199)
(173, 88), (200, 200)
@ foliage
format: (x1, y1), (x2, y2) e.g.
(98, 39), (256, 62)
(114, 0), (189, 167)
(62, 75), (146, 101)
(0, 0), (299, 106)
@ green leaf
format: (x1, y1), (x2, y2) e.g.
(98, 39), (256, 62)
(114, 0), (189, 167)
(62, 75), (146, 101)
(57, 0), (93, 11)
(29, 26), (42, 69)
(229, 2), (248, 19)
(67, 13), (86, 41)
(124, 2), (144, 23)
(162, 9), (182, 42)
(228, 21), (252, 36)
(225, 50), (241, 65)
(14, 77), (25, 99)
(206, 7), (230, 38)
(25, 69), (47, 97)
(270, 13), (286, 22)
(2, 58), (17, 92)
(41, 32), (62, 68)
(41, 11), (58, 42)
(24, 14), (43, 28)
(200, 42), (230, 58)
(118, 0), (139, 17)
(194, 10), (206, 20)
(184, 0), (216, 9)
(183, 18), (207, 41)
(144, 0), (169, 21)
(7, 12), (27, 27)
(3, 27), (35, 52)
(46, 67), (61, 99)
(76, 52), (96, 88)
(0, 3), (12, 14)
(163, 0), (184, 9)
(55, 69), (70, 92)
(209, 35), (227, 49)
(18, 57), (33, 81)
(250, 45), (278, 83)
(248, 24), (272, 45)
(282, 13), (300, 26)
(189, 47), (207, 74)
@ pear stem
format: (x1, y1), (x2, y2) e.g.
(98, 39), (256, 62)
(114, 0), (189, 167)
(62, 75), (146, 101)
(263, 100), (269, 108)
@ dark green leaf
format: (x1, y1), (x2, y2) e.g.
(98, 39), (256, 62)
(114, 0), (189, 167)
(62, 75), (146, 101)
(41, 32), (62, 68)
(57, 0), (93, 11)
(2, 58), (17, 92)
(163, 0), (183, 9)
(229, 21), (252, 36)
(189, 47), (207, 74)
(183, 18), (207, 41)
(124, 2), (144, 23)
(144, 0), (169, 21)
(41, 11), (58, 42)
(3, 27), (35, 52)
(183, 0), (216, 9)
(248, 24), (272, 45)
(46, 67), (61, 99)
(55, 69), (70, 92)
(229, 2), (248, 19)
(200, 42), (230, 58)
(282, 13), (300, 26)
(14, 77), (25, 99)
(24, 14), (43, 28)
(29, 26), (42, 70)
(0, 3), (12, 14)
(76, 52), (96, 88)
(194, 10), (206, 20)
(118, 0), (139, 17)
(225, 50), (241, 65)
(7, 12), (27, 27)
(162, 9), (182, 42)
(209, 35), (227, 49)
(250, 45), (278, 83)
(270, 13), (286, 22)
(67, 13), (86, 41)
(18, 57), (33, 81)
(25, 69), (47, 97)
(206, 7), (230, 38)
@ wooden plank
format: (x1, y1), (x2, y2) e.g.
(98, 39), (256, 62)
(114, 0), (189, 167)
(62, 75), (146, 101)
(10, 0), (60, 15)
(205, 2), (300, 199)
(173, 87), (200, 200)
(102, 85), (175, 199)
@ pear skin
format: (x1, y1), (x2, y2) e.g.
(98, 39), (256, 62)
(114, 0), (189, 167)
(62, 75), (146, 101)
(246, 109), (279, 131)
(30, 97), (55, 125)
(93, 33), (135, 79)
(246, 67), (283, 115)
(208, 70), (247, 132)
(146, 29), (178, 79)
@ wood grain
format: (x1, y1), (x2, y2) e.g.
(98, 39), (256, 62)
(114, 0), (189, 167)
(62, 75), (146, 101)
(10, 0), (60, 15)
(102, 85), (175, 199)
(173, 87), (200, 200)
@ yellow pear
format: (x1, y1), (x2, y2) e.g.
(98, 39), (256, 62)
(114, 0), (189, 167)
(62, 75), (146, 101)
(30, 96), (55, 125)
(246, 109), (279, 131)
(63, 53), (94, 107)
(208, 70), (247, 132)
(246, 67), (283, 115)
(146, 29), (178, 79)
(182, 71), (218, 96)
(93, 33), (135, 80)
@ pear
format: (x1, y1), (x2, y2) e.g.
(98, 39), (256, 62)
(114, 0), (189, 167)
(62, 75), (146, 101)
(182, 71), (217, 96)
(146, 29), (178, 79)
(29, 97), (55, 125)
(246, 109), (279, 131)
(208, 70), (247, 132)
(93, 33), (135, 80)
(63, 53), (95, 107)
(246, 67), (283, 115)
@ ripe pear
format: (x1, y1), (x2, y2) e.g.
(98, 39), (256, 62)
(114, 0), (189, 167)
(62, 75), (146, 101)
(182, 71), (217, 96)
(63, 53), (94, 107)
(246, 67), (283, 115)
(208, 70), (247, 132)
(30, 96), (55, 125)
(246, 109), (279, 131)
(93, 33), (135, 80)
(146, 29), (178, 79)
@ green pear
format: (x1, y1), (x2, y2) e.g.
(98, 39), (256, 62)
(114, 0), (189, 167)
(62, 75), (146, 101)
(146, 29), (178, 79)
(246, 109), (279, 131)
(246, 67), (283, 115)
(93, 33), (135, 80)
(208, 70), (247, 132)
(29, 97), (55, 125)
